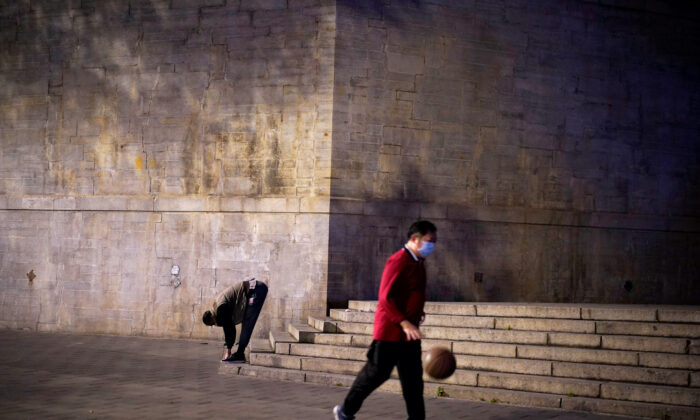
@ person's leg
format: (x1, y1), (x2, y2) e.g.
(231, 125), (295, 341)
(342, 341), (397, 417)
(235, 282), (268, 356)
(396, 340), (425, 420)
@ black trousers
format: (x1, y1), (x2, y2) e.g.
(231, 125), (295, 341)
(236, 282), (268, 354)
(343, 340), (424, 420)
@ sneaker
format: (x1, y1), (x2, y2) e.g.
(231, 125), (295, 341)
(230, 352), (246, 363)
(333, 405), (353, 420)
(223, 352), (246, 363)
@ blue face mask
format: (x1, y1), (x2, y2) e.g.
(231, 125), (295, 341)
(418, 241), (435, 258)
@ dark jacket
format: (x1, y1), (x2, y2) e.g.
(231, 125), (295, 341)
(210, 281), (250, 349)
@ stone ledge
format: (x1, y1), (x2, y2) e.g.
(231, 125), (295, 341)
(0, 195), (328, 214)
(329, 198), (700, 233)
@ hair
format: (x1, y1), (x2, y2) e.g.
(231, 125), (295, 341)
(407, 220), (437, 239)
(202, 310), (215, 326)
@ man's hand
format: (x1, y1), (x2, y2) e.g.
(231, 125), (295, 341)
(222, 348), (232, 361)
(420, 314), (425, 325)
(400, 320), (422, 341)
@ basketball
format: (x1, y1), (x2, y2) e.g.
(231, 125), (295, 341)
(423, 346), (456, 379)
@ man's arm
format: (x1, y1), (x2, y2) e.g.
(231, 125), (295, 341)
(377, 257), (407, 324)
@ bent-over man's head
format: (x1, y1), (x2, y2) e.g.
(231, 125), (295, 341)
(202, 310), (216, 326)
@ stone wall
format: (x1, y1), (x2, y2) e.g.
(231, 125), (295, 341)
(0, 0), (335, 337)
(327, 0), (700, 306)
(1, 0), (699, 339)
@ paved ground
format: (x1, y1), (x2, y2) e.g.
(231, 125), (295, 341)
(0, 330), (636, 419)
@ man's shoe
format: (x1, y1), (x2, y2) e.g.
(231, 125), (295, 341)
(223, 352), (246, 363)
(230, 352), (246, 363)
(333, 405), (353, 420)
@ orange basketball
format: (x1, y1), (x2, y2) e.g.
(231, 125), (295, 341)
(423, 346), (456, 380)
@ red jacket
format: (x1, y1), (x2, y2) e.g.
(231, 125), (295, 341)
(373, 247), (427, 341)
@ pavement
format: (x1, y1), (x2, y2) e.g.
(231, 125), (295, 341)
(0, 330), (637, 420)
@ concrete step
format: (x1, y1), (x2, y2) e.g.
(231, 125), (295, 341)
(250, 352), (600, 398)
(347, 301), (700, 325)
(601, 382), (700, 407)
(552, 361), (692, 387)
(516, 345), (638, 366)
(279, 339), (693, 387)
(329, 315), (696, 353)
(596, 321), (700, 338)
(287, 323), (320, 342)
(222, 363), (700, 419)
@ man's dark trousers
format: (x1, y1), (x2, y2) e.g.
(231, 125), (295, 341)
(236, 282), (268, 354)
(343, 340), (424, 420)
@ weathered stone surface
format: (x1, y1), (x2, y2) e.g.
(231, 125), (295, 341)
(552, 361), (690, 386)
(595, 321), (700, 338)
(601, 335), (689, 354)
(456, 355), (551, 375)
(517, 345), (638, 366)
(290, 343), (365, 360)
(582, 307), (657, 322)
(476, 304), (581, 319)
(495, 318), (595, 333)
(600, 382), (700, 407)
(422, 326), (548, 344)
(477, 372), (601, 398)
(250, 353), (302, 370)
(548, 333), (601, 348)
(452, 341), (517, 358)
(639, 353), (700, 370)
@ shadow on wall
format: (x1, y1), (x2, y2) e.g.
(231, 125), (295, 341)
(0, 0), (292, 197)
(326, 0), (700, 308)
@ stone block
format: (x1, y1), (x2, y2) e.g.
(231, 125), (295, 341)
(691, 340), (700, 355)
(495, 318), (595, 333)
(250, 353), (301, 370)
(386, 52), (424, 75)
(517, 345), (637, 366)
(602, 335), (689, 354)
(582, 306), (657, 322)
(334, 321), (372, 335)
(291, 343), (365, 360)
(452, 341), (516, 358)
(421, 326), (547, 345)
(424, 315), (493, 328)
(692, 372), (700, 388)
(552, 361), (689, 386)
(154, 197), (206, 212)
(77, 196), (128, 211)
(457, 355), (551, 375)
(548, 333), (601, 348)
(301, 357), (363, 376)
(478, 372), (600, 397)
(639, 353), (700, 370)
(601, 382), (699, 407)
(310, 333), (353, 347)
(657, 309), (700, 323)
(476, 304), (580, 319)
(287, 323), (319, 342)
(423, 302), (477, 316)
(596, 321), (700, 338)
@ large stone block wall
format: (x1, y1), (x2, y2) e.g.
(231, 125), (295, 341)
(2, 0), (700, 339)
(327, 1), (700, 306)
(0, 0), (335, 337)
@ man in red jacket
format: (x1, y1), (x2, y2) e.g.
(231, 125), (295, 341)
(334, 220), (437, 420)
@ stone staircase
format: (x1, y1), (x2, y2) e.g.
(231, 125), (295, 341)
(222, 301), (700, 419)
